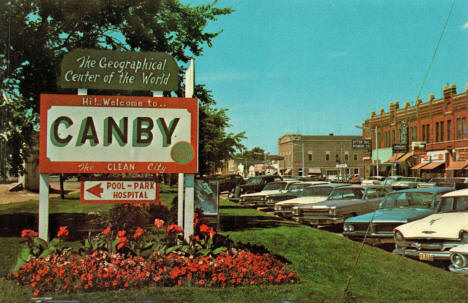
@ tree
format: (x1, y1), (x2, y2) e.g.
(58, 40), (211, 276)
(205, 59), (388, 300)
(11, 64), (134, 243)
(233, 147), (267, 172)
(0, 0), (244, 176)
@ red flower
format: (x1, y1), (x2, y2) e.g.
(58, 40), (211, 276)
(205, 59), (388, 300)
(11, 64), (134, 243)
(117, 236), (129, 250)
(33, 289), (40, 296)
(166, 224), (182, 233)
(199, 224), (210, 234)
(198, 279), (205, 286)
(133, 227), (144, 239)
(57, 226), (69, 239)
(117, 230), (126, 237)
(208, 227), (216, 239)
(21, 229), (38, 239)
(103, 226), (111, 235)
(154, 219), (164, 229)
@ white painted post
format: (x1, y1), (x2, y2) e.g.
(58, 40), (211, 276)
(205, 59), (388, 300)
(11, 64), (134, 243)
(184, 174), (195, 240)
(38, 174), (49, 240)
(178, 173), (184, 227)
(183, 59), (195, 241)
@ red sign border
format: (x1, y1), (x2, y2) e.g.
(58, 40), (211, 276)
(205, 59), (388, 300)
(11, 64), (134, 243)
(80, 180), (160, 204)
(39, 94), (198, 174)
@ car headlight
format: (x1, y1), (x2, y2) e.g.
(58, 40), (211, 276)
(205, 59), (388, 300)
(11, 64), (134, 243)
(261, 196), (266, 201)
(450, 253), (467, 268)
(347, 224), (354, 232)
(328, 208), (336, 216)
(460, 231), (468, 243)
(394, 230), (404, 242)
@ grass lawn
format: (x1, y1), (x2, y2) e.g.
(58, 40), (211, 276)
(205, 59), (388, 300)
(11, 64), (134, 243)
(0, 189), (467, 302)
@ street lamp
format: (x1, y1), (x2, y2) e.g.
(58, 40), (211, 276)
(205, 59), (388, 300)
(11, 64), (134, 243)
(288, 142), (305, 177)
(355, 125), (379, 177)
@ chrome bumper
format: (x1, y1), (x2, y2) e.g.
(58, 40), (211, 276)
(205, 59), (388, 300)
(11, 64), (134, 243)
(393, 247), (451, 261)
(449, 265), (468, 275)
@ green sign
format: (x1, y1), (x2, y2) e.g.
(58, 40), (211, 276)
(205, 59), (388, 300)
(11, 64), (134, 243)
(58, 49), (179, 91)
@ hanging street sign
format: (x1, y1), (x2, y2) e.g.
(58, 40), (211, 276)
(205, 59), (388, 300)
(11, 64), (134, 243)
(39, 94), (198, 174)
(81, 180), (160, 204)
(58, 49), (179, 91)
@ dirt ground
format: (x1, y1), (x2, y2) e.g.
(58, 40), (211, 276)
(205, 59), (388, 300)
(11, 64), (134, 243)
(0, 182), (81, 204)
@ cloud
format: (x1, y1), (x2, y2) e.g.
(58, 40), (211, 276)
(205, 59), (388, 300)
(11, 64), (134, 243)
(463, 22), (468, 30)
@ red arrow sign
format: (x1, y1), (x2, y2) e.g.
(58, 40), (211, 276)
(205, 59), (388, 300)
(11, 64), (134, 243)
(86, 183), (103, 198)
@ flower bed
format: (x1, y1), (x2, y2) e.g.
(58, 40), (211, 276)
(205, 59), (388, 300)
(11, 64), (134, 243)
(7, 208), (299, 295)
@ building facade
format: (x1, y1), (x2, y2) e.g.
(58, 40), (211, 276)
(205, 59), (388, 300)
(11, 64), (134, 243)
(278, 134), (367, 179)
(360, 83), (468, 179)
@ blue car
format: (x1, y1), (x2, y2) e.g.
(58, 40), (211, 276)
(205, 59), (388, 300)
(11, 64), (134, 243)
(343, 187), (453, 245)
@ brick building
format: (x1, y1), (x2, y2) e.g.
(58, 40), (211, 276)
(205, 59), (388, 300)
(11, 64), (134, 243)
(360, 83), (468, 179)
(278, 134), (367, 179)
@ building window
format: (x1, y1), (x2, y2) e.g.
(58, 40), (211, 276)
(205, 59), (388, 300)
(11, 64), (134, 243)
(426, 124), (430, 143)
(447, 120), (451, 141)
(414, 126), (418, 141)
(353, 168), (359, 174)
(392, 130), (395, 145)
(435, 122), (439, 142)
(422, 125), (426, 141)
(457, 118), (462, 140)
(354, 154), (358, 161)
(463, 118), (467, 139)
(326, 153), (330, 161)
(345, 153), (349, 162)
(440, 121), (444, 142)
(308, 152), (313, 161)
(335, 154), (339, 162)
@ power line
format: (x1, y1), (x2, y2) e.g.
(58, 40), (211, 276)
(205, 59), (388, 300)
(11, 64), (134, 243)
(414, 0), (456, 104)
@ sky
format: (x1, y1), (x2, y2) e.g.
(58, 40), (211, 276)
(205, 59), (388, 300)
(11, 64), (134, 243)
(185, 0), (468, 154)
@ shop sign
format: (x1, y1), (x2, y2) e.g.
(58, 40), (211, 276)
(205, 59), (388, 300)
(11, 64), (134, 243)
(81, 180), (159, 204)
(58, 49), (179, 91)
(392, 144), (408, 153)
(425, 151), (446, 162)
(39, 94), (198, 174)
(352, 139), (371, 151)
(458, 150), (468, 160)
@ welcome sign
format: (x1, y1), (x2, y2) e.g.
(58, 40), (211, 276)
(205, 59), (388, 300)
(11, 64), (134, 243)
(39, 94), (198, 174)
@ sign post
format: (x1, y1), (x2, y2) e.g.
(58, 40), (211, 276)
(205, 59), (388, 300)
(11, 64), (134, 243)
(183, 59), (195, 241)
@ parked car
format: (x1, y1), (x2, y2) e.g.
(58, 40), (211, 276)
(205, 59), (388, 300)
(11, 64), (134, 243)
(389, 177), (422, 190)
(381, 176), (406, 188)
(361, 176), (385, 185)
(292, 185), (389, 228)
(265, 181), (329, 209)
(229, 175), (283, 202)
(417, 177), (468, 190)
(343, 187), (453, 245)
(204, 174), (245, 193)
(349, 175), (363, 184)
(239, 180), (298, 207)
(274, 183), (347, 218)
(393, 188), (468, 262)
(449, 244), (468, 274)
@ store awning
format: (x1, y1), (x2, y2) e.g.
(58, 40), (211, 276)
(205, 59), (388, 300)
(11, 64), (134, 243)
(385, 153), (405, 163)
(447, 161), (468, 170)
(411, 162), (429, 170)
(420, 162), (445, 170)
(308, 167), (321, 174)
(395, 152), (413, 163)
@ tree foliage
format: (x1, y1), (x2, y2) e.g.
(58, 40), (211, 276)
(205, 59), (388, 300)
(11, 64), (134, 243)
(0, 0), (243, 176)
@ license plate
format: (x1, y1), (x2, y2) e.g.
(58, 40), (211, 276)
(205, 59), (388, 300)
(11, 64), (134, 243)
(418, 252), (434, 261)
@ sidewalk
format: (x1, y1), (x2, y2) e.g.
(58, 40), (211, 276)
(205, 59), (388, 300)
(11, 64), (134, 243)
(0, 182), (81, 204)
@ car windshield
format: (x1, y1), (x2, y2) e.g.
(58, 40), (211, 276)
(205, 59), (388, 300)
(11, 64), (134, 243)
(245, 178), (262, 185)
(439, 196), (468, 212)
(301, 186), (334, 197)
(263, 182), (287, 191)
(379, 192), (434, 209)
(328, 188), (364, 200)
(287, 183), (307, 192)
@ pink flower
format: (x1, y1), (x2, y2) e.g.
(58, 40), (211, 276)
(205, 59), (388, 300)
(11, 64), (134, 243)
(154, 219), (164, 229)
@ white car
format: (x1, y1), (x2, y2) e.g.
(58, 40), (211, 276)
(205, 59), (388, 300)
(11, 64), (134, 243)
(239, 180), (298, 206)
(449, 244), (468, 275)
(274, 183), (345, 218)
(361, 176), (385, 185)
(393, 188), (468, 262)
